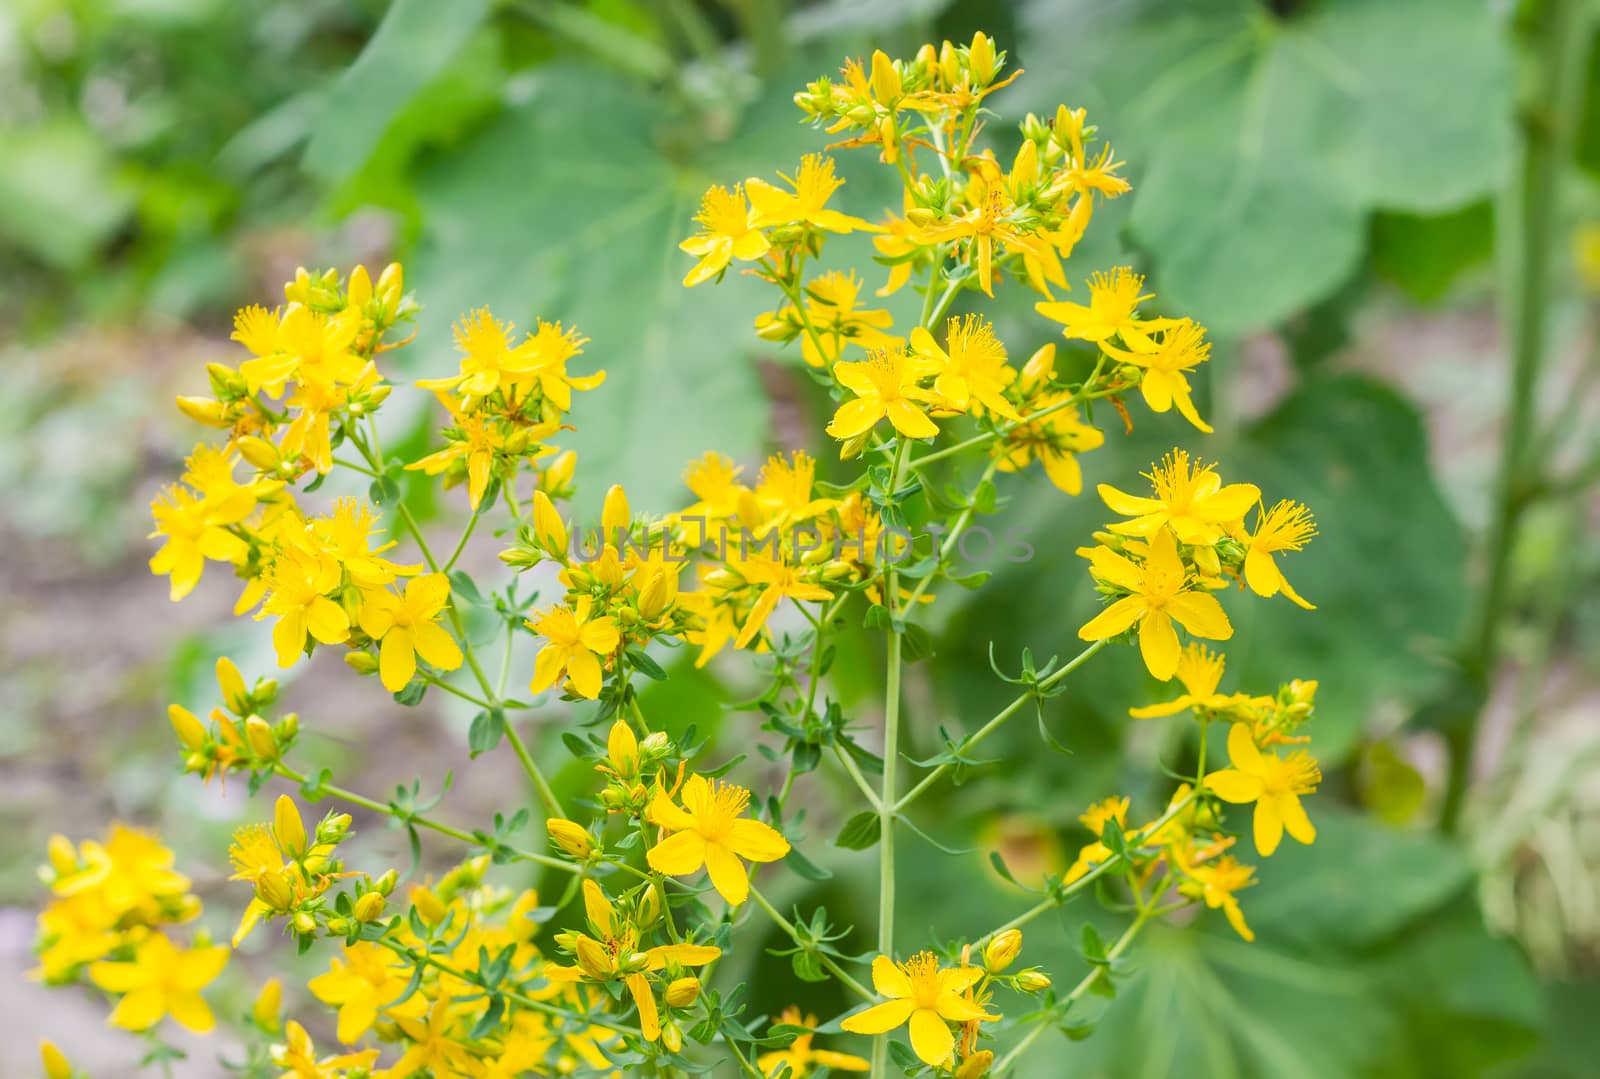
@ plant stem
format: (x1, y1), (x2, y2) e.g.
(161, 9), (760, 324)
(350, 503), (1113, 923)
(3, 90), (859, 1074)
(748, 886), (873, 1000)
(1442, 0), (1585, 833)
(272, 764), (574, 874)
(898, 455), (1002, 614)
(895, 640), (1107, 813)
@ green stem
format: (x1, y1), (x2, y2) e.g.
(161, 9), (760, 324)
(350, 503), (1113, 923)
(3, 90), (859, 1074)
(441, 505), (483, 574)
(749, 887), (872, 1000)
(273, 764), (574, 874)
(1442, 0), (1585, 833)
(895, 640), (1107, 813)
(898, 455), (1002, 615)
(505, 722), (565, 819)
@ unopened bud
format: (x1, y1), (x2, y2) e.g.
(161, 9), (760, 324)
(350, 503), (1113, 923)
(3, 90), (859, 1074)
(601, 485), (631, 543)
(255, 870), (294, 911)
(547, 818), (594, 859)
(955, 1049), (995, 1078)
(377, 262), (404, 307)
(984, 929), (1022, 972)
(168, 704), (208, 750)
(40, 1041), (72, 1079)
(353, 891), (387, 922)
(575, 936), (612, 980)
(346, 264), (372, 308)
(292, 910), (317, 935)
(46, 834), (77, 877)
(968, 31), (996, 85)
(1016, 968), (1052, 992)
(373, 869), (398, 896)
(410, 885), (446, 925)
(939, 40), (961, 86)
(253, 977), (282, 1032)
(274, 795), (307, 858)
(318, 813), (353, 844)
(870, 49), (902, 103)
(245, 716), (278, 761)
(532, 491), (568, 556)
(1192, 544), (1221, 577)
(661, 1019), (683, 1054)
(607, 719), (639, 777)
(237, 436), (279, 471)
(345, 651), (380, 675)
(664, 976), (700, 1008)
(175, 395), (229, 427)
(636, 882), (662, 929)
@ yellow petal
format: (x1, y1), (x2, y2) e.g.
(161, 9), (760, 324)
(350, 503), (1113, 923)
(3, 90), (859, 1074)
(728, 818), (791, 863)
(704, 843), (750, 905)
(1165, 590), (1233, 641)
(908, 1008), (955, 1067)
(840, 997), (916, 1035)
(1138, 611), (1180, 681)
(1254, 799), (1284, 857)
(647, 831), (707, 876)
(871, 955), (911, 999)
(1204, 768), (1262, 804)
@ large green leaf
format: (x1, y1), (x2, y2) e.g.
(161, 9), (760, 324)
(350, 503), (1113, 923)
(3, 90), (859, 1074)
(302, 0), (496, 183)
(1014, 0), (1513, 333)
(1225, 373), (1468, 759)
(411, 62), (894, 502)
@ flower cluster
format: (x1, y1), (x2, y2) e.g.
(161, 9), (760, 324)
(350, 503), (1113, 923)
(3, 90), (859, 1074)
(40, 29), (1337, 1079)
(34, 826), (228, 1034)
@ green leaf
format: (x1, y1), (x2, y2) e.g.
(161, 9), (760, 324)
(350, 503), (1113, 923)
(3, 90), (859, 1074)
(1229, 374), (1469, 759)
(468, 709), (506, 758)
(1018, 0), (1512, 332)
(1370, 200), (1494, 304)
(834, 811), (882, 851)
(303, 0), (496, 183)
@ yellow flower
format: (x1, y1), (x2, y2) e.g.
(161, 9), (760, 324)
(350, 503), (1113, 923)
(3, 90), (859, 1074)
(1062, 796), (1129, 884)
(1097, 449), (1260, 545)
(839, 952), (995, 1068)
(1205, 722), (1320, 856)
(678, 451), (749, 527)
(1128, 643), (1242, 719)
(1186, 855), (1257, 942)
(388, 999), (479, 1078)
(680, 184), (771, 287)
(505, 319), (603, 415)
(1100, 317), (1214, 432)
(358, 573), (464, 692)
(911, 314), (1020, 421)
(1078, 527), (1233, 681)
(1244, 500), (1318, 609)
(747, 154), (878, 233)
(732, 556), (834, 649)
(258, 554), (350, 668)
(40, 1041), (72, 1079)
(272, 1019), (380, 1079)
(750, 451), (837, 535)
(826, 347), (941, 440)
(307, 941), (429, 1044)
(758, 1007), (869, 1076)
(646, 775), (791, 905)
(755, 270), (899, 366)
(148, 484), (252, 601)
(917, 185), (1045, 297)
(528, 597), (620, 699)
(415, 307), (537, 401)
(1035, 267), (1151, 341)
(88, 932), (228, 1033)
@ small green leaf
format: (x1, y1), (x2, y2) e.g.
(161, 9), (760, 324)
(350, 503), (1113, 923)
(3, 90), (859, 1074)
(835, 811), (882, 851)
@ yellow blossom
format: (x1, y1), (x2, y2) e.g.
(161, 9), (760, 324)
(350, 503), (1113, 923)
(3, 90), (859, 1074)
(528, 597), (620, 699)
(1062, 796), (1129, 884)
(416, 307), (537, 401)
(358, 573), (464, 692)
(257, 554), (350, 668)
(1186, 855), (1257, 942)
(747, 154), (878, 233)
(148, 484), (252, 601)
(1101, 317), (1214, 432)
(840, 953), (995, 1068)
(387, 999), (478, 1078)
(1128, 643), (1242, 718)
(88, 932), (228, 1033)
(827, 347), (941, 440)
(758, 1007), (869, 1076)
(732, 556), (834, 649)
(646, 775), (791, 905)
(1097, 449), (1260, 545)
(910, 314), (1020, 420)
(1078, 526), (1233, 681)
(307, 941), (429, 1044)
(1035, 267), (1150, 341)
(680, 184), (771, 286)
(272, 1019), (380, 1079)
(1244, 500), (1318, 609)
(1205, 722), (1320, 856)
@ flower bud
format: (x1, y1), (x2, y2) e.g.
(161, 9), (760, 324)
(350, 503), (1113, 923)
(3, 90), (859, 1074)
(664, 976), (700, 1008)
(601, 485), (631, 544)
(346, 264), (372, 308)
(532, 490), (568, 556)
(1192, 544), (1221, 577)
(636, 882), (663, 929)
(169, 704), (208, 751)
(175, 395), (229, 427)
(40, 1041), (72, 1079)
(345, 651), (380, 675)
(374, 869), (398, 895)
(318, 813), (354, 844)
(245, 716), (278, 761)
(353, 891), (387, 922)
(870, 50), (902, 103)
(661, 1019), (683, 1054)
(1016, 968), (1052, 992)
(377, 262), (404, 307)
(575, 936), (612, 980)
(274, 795), (307, 859)
(968, 32), (997, 85)
(46, 834), (77, 877)
(915, 42), (938, 70)
(253, 977), (282, 1033)
(984, 928), (1022, 972)
(939, 40), (961, 86)
(255, 869), (294, 911)
(410, 885), (446, 925)
(955, 1049), (994, 1078)
(607, 719), (639, 777)
(547, 818), (594, 859)
(292, 910), (317, 935)
(236, 435), (280, 472)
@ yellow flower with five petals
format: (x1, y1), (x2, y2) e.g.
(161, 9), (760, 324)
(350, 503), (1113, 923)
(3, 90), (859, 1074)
(646, 775), (791, 905)
(839, 952), (995, 1068)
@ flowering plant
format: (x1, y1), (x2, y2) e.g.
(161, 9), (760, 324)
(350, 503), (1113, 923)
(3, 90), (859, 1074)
(35, 32), (1325, 1078)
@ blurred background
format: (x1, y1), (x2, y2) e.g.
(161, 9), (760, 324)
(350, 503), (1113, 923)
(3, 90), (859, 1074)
(2, 0), (1599, 1075)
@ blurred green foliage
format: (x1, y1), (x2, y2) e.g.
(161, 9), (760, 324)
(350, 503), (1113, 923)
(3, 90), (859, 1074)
(4, 0), (1600, 1076)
